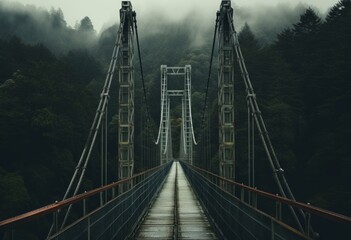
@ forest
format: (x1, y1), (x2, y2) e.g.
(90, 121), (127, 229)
(0, 0), (350, 239)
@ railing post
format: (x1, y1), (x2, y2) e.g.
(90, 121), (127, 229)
(275, 195), (282, 221)
(83, 192), (87, 216)
(87, 217), (91, 240)
(241, 184), (244, 202)
(252, 187), (257, 208)
(100, 190), (103, 207)
(53, 201), (59, 234)
(112, 183), (116, 199)
(305, 204), (311, 237)
(271, 219), (275, 240)
(118, 184), (121, 196)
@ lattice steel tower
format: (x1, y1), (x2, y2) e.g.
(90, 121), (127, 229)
(156, 65), (196, 165)
(218, 0), (235, 180)
(118, 1), (135, 180)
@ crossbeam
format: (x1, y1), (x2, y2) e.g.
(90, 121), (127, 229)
(164, 67), (187, 75)
(168, 90), (185, 96)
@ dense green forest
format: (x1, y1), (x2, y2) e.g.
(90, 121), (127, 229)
(0, 0), (350, 239)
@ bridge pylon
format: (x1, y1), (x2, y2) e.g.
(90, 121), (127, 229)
(118, 1), (135, 182)
(156, 65), (196, 165)
(218, 0), (235, 180)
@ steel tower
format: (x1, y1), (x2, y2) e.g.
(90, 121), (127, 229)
(218, 0), (235, 180)
(118, 1), (135, 180)
(156, 65), (196, 165)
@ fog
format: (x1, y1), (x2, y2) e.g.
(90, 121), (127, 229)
(0, 1), (98, 54)
(132, 2), (313, 46)
(0, 0), (341, 54)
(4, 0), (339, 32)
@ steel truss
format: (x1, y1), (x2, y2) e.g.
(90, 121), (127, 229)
(156, 65), (196, 165)
(118, 1), (135, 181)
(218, 0), (235, 180)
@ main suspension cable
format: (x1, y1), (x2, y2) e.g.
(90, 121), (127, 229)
(197, 15), (219, 142)
(134, 14), (157, 142)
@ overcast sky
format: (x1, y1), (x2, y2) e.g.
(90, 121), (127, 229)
(4, 0), (340, 31)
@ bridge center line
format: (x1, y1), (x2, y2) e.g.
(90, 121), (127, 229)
(174, 161), (179, 239)
(134, 161), (218, 239)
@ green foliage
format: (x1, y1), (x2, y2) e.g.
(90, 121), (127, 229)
(0, 171), (30, 218)
(0, 38), (102, 220)
(273, 4), (351, 218)
(61, 49), (103, 85)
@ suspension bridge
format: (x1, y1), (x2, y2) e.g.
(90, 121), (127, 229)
(0, 1), (350, 239)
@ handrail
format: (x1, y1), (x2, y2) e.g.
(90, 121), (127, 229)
(183, 162), (351, 225)
(0, 164), (166, 229)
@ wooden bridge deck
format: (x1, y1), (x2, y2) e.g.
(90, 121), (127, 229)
(134, 161), (218, 239)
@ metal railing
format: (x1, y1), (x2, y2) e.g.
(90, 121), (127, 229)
(0, 161), (172, 240)
(180, 161), (351, 240)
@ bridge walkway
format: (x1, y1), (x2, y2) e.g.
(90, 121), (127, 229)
(134, 161), (218, 239)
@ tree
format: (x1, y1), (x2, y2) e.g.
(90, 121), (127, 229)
(61, 50), (102, 85)
(78, 16), (95, 33)
(326, 0), (351, 23)
(0, 171), (30, 219)
(0, 38), (102, 224)
(50, 8), (67, 29)
(293, 8), (321, 35)
(238, 23), (259, 51)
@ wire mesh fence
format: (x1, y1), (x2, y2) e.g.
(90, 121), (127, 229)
(0, 161), (172, 240)
(181, 161), (314, 240)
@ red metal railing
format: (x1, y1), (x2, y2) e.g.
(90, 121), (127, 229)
(0, 164), (165, 229)
(187, 163), (351, 224)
